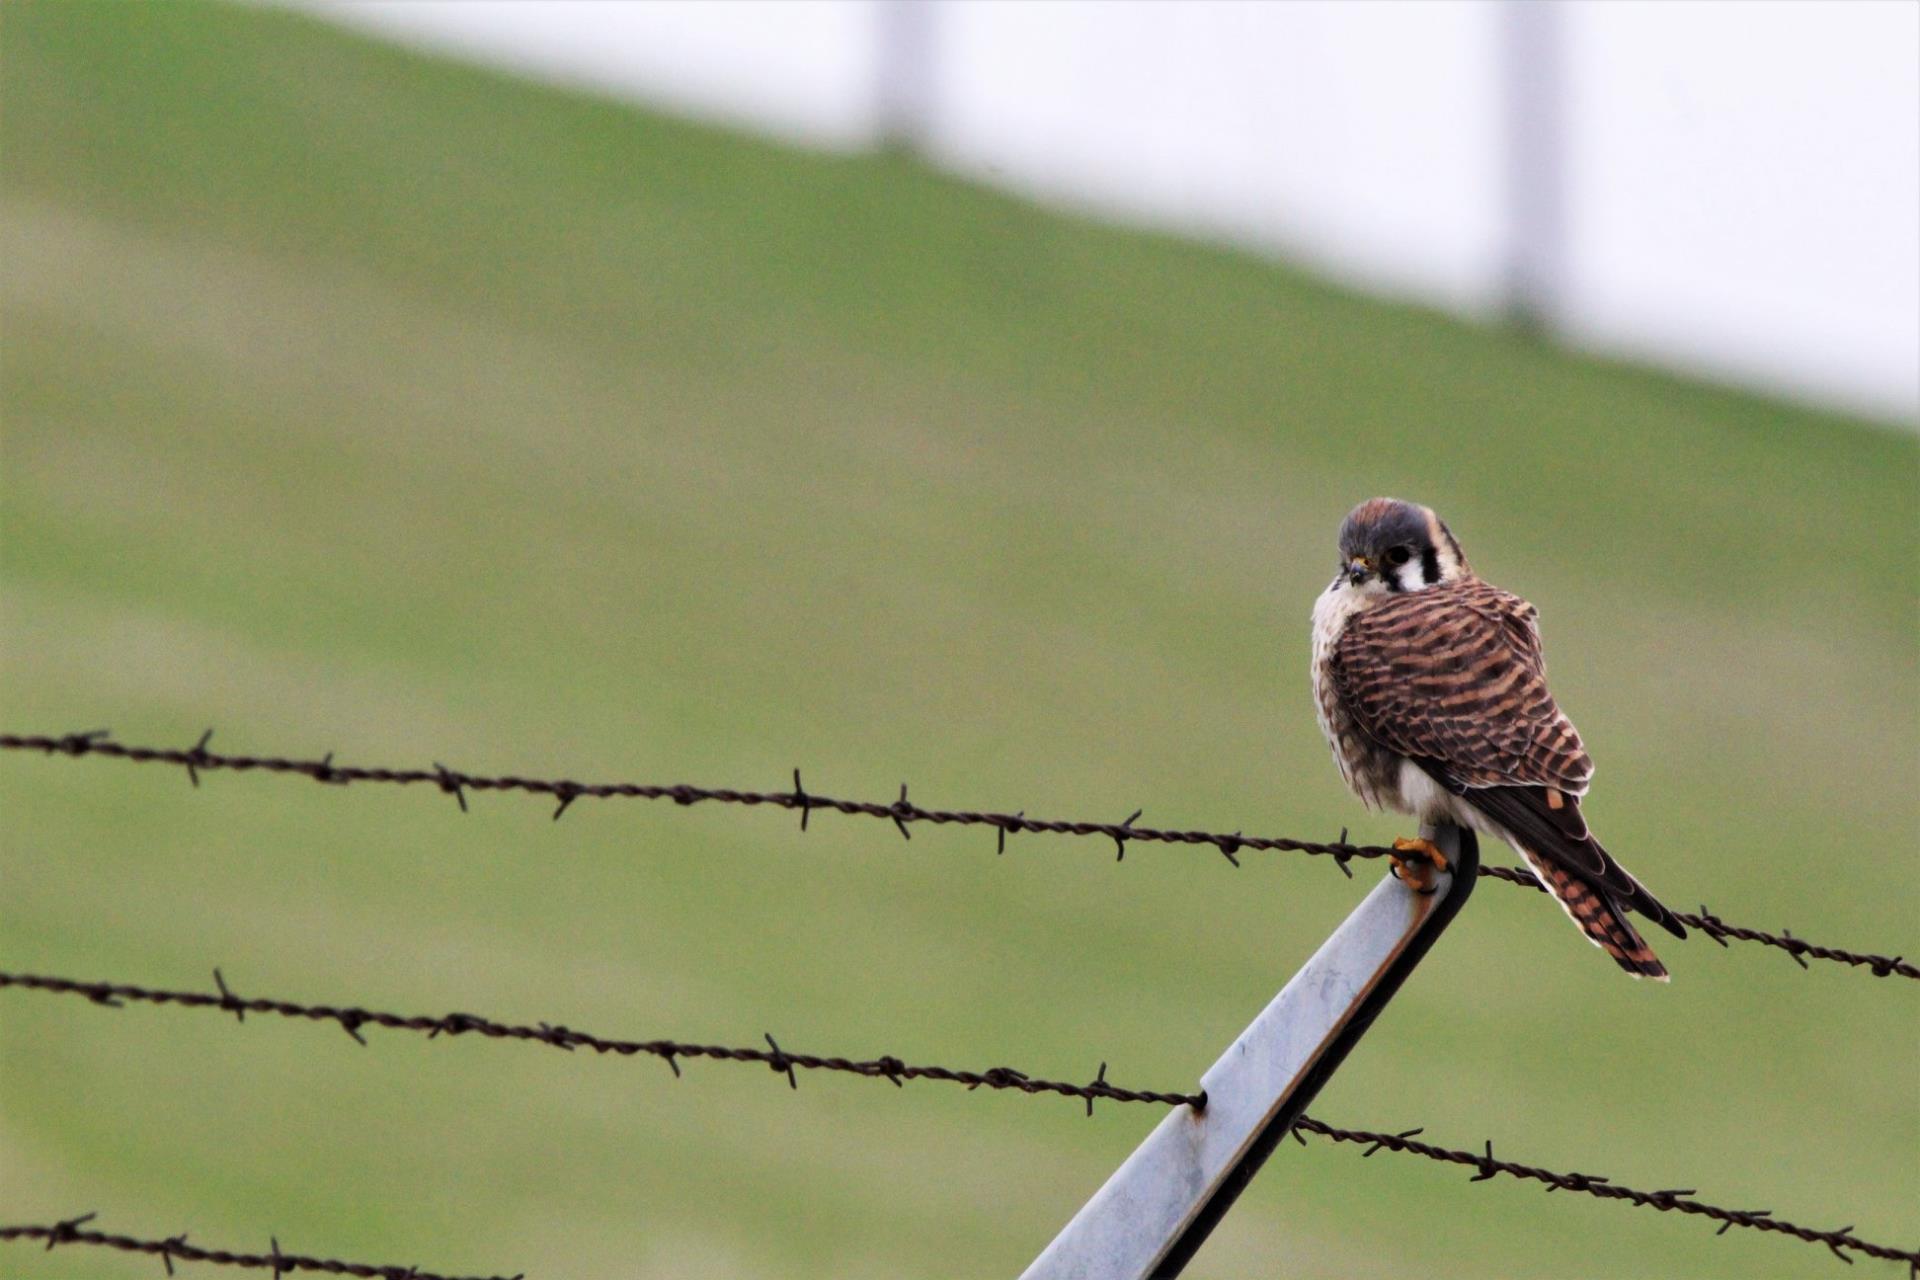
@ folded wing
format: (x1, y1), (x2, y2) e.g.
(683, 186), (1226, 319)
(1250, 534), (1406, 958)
(1331, 580), (1683, 941)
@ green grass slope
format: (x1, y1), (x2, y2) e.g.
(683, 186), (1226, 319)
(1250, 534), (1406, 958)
(2, 3), (1915, 1277)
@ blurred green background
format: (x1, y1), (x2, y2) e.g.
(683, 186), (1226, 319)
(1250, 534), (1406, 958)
(2, 3), (1915, 1277)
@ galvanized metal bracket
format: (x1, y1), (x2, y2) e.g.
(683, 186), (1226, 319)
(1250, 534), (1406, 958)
(1021, 821), (1480, 1280)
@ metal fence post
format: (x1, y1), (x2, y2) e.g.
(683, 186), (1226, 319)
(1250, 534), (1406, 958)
(1501, 0), (1566, 332)
(1021, 821), (1480, 1279)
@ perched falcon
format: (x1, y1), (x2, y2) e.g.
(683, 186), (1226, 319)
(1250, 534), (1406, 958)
(1310, 497), (1685, 979)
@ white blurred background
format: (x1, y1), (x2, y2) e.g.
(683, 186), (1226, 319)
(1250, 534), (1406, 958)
(310, 0), (1920, 425)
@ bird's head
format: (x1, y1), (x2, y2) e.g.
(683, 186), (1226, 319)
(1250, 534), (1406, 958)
(1332, 497), (1470, 596)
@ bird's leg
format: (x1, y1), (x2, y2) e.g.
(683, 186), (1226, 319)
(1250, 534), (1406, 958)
(1389, 836), (1449, 894)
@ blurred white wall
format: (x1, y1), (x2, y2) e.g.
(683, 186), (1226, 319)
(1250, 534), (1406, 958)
(926, 2), (1510, 314)
(311, 0), (1920, 424)
(1558, 2), (1918, 421)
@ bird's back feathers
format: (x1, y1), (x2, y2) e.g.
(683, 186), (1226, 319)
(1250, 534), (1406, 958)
(1329, 578), (1593, 794)
(1330, 577), (1682, 977)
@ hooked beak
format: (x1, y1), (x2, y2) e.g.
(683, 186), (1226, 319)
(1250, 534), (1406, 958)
(1345, 557), (1373, 586)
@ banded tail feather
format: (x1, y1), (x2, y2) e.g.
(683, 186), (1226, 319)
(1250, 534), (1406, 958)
(1521, 851), (1670, 981)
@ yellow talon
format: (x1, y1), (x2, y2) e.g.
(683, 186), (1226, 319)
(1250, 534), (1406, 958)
(1392, 836), (1450, 871)
(1390, 836), (1449, 892)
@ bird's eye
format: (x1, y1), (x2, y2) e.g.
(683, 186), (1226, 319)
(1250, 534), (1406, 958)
(1385, 546), (1413, 567)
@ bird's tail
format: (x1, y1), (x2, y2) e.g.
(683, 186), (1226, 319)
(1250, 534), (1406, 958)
(1520, 850), (1670, 981)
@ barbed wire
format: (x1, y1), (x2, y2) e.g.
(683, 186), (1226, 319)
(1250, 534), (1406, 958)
(7, 968), (1912, 1271)
(2, 729), (1910, 981)
(1476, 863), (1911, 977)
(0, 1214), (519, 1279)
(1289, 1119), (1918, 1272)
(0, 969), (1203, 1110)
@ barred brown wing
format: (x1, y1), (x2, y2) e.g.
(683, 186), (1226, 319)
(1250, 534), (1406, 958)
(1330, 579), (1592, 794)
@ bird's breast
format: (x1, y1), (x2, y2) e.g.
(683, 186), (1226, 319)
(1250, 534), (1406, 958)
(1310, 584), (1371, 795)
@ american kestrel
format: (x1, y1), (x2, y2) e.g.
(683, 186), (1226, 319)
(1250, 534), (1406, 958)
(1310, 498), (1685, 979)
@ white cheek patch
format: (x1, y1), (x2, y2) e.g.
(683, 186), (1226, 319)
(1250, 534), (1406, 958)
(1421, 508), (1465, 584)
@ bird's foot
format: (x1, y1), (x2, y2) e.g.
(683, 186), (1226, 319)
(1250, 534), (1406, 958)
(1389, 836), (1449, 895)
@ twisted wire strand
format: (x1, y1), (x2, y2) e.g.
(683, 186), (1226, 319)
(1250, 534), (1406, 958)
(1290, 1118), (1919, 1271)
(6, 969), (1913, 1270)
(0, 1215), (519, 1278)
(0, 970), (1203, 1110)
(2, 730), (1910, 981)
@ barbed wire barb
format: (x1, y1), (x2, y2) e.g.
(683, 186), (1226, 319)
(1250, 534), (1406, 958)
(3, 729), (1910, 982)
(185, 730), (214, 788)
(43, 1210), (97, 1250)
(161, 1230), (191, 1275)
(212, 969), (245, 1023)
(0, 1216), (520, 1279)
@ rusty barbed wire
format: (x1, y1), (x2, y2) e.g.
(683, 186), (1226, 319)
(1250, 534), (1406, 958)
(0, 1213), (519, 1279)
(0, 969), (1203, 1111)
(2, 729), (1911, 981)
(1289, 1118), (1920, 1272)
(7, 970), (1912, 1271)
